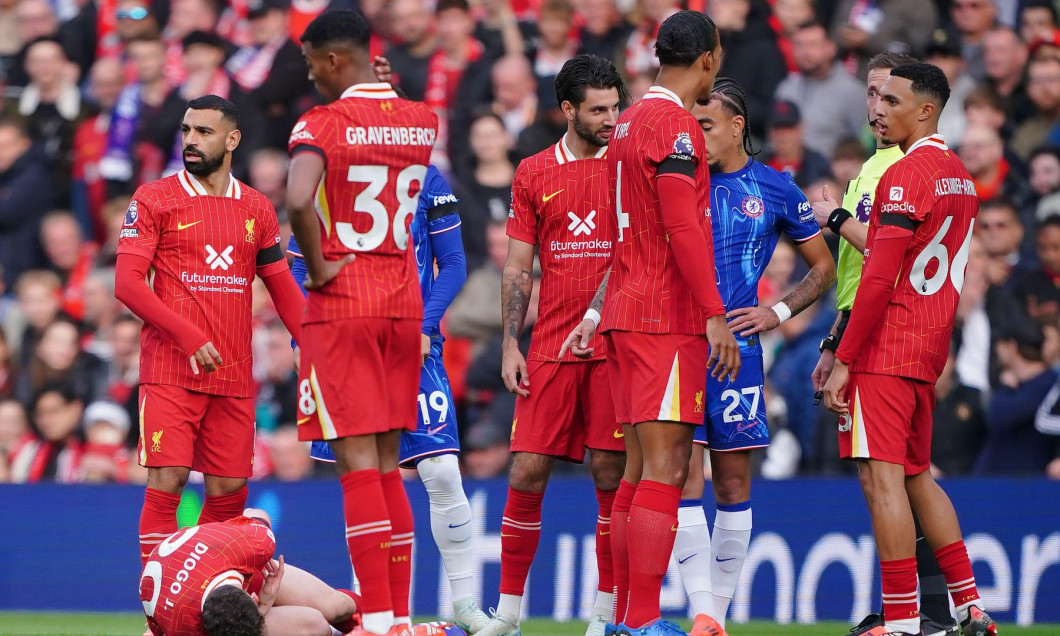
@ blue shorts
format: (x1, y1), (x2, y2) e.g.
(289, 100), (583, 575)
(693, 353), (770, 451)
(310, 344), (460, 467)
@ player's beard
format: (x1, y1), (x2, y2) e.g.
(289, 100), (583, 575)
(573, 115), (611, 148)
(183, 146), (226, 177)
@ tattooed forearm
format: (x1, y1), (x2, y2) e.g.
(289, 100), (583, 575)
(501, 264), (533, 346)
(590, 269), (611, 313)
(782, 263), (835, 316)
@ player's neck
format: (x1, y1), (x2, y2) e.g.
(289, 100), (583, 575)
(714, 150), (748, 173)
(190, 168), (233, 197)
(898, 124), (939, 153)
(562, 130), (602, 161)
(653, 68), (701, 111)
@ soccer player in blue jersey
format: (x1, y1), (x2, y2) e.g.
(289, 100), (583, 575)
(289, 164), (490, 633)
(673, 78), (835, 629)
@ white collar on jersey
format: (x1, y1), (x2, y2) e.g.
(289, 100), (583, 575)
(200, 570), (246, 611)
(178, 170), (242, 199)
(907, 134), (948, 153)
(555, 132), (608, 164)
(642, 85), (682, 106)
(341, 82), (399, 100)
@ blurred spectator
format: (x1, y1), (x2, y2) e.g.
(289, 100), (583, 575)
(829, 136), (868, 186)
(977, 311), (1060, 474)
(0, 0), (17, 63)
(472, 0), (525, 58)
(529, 0), (576, 111)
(72, 57), (126, 241)
(15, 316), (105, 405)
(948, 0), (999, 81)
(775, 20), (865, 157)
(829, 0), (937, 78)
(386, 0), (439, 101)
(79, 400), (131, 482)
(248, 149), (291, 247)
(9, 382), (84, 483)
(115, 0), (162, 48)
(449, 220), (509, 355)
(12, 270), (62, 368)
(17, 37), (90, 203)
(268, 425), (320, 481)
(162, 0), (223, 87)
(575, 0), (634, 63)
(41, 211), (99, 322)
(0, 330), (15, 399)
(461, 420), (512, 479)
(0, 118), (53, 289)
(1014, 215), (1060, 322)
(926, 29), (975, 143)
(3, 0), (60, 89)
(954, 234), (992, 392)
(81, 267), (120, 360)
(624, 0), (680, 77)
(254, 320), (297, 432)
(963, 83), (1011, 139)
(453, 113), (515, 270)
(1011, 51), (1060, 160)
(983, 25), (1032, 123)
(714, 0), (788, 140)
(96, 195), (134, 267)
(0, 398), (29, 461)
(1019, 0), (1059, 45)
(958, 124), (1033, 214)
(1030, 146), (1060, 220)
(762, 100), (833, 188)
(977, 198), (1035, 285)
(489, 55), (548, 156)
(930, 352), (987, 477)
(227, 0), (315, 151)
(770, 0), (816, 72)
(104, 314), (140, 441)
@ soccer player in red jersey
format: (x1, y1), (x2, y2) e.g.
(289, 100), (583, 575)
(139, 509), (360, 636)
(478, 54), (627, 636)
(114, 95), (306, 568)
(284, 10), (437, 636)
(822, 63), (997, 636)
(566, 11), (740, 636)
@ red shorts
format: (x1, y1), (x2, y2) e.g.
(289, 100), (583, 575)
(511, 360), (622, 462)
(839, 371), (935, 475)
(297, 317), (420, 441)
(606, 331), (708, 426)
(136, 384), (255, 478)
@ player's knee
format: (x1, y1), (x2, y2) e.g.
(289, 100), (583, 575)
(589, 451), (624, 490)
(711, 472), (749, 505)
(508, 453), (552, 492)
(148, 467), (190, 493)
(319, 590), (357, 625)
(418, 455), (463, 497)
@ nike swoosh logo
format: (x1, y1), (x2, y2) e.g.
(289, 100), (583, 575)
(449, 520), (470, 529)
(715, 556), (736, 562)
(613, 430), (624, 438)
(297, 416), (312, 424)
(669, 525), (678, 532)
(177, 220), (203, 230)
(141, 552), (151, 558)
(735, 421), (757, 432)
(542, 189), (564, 202)
(677, 554), (696, 564)
(426, 426), (445, 436)
(599, 530), (610, 535)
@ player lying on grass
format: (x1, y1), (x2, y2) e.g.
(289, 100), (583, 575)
(139, 509), (359, 636)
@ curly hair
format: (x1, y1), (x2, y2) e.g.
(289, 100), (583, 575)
(201, 585), (264, 636)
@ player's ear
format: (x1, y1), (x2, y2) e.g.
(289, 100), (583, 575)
(226, 128), (241, 152)
(918, 99), (936, 123)
(561, 100), (576, 122)
(733, 114), (745, 138)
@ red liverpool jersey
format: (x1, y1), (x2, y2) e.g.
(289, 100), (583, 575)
(507, 137), (615, 362)
(117, 171), (284, 398)
(288, 82), (438, 324)
(849, 135), (978, 383)
(601, 86), (717, 335)
(140, 516), (275, 636)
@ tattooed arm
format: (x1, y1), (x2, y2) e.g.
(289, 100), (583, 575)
(501, 237), (536, 397)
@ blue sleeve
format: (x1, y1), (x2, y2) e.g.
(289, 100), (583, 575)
(286, 235), (308, 349)
(422, 167), (467, 334)
(777, 172), (821, 243)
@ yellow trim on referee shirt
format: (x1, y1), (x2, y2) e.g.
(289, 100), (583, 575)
(309, 365), (338, 439)
(314, 175), (332, 237)
(657, 352), (682, 421)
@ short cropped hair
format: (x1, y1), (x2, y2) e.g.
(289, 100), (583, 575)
(889, 62), (951, 109)
(554, 54), (628, 108)
(655, 10), (719, 68)
(301, 9), (371, 50)
(188, 95), (240, 128)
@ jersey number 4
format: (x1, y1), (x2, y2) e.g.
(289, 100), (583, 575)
(337, 164), (427, 252)
(615, 161), (630, 242)
(908, 216), (974, 296)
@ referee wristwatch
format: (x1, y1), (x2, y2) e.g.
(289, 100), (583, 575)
(819, 334), (839, 354)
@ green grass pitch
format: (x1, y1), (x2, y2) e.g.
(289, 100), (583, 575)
(0, 613), (1055, 636)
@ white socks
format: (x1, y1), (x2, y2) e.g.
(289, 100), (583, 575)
(417, 455), (476, 602)
(592, 590), (614, 619)
(674, 502), (715, 618)
(711, 504), (752, 629)
(497, 593), (522, 623)
(362, 610), (395, 634)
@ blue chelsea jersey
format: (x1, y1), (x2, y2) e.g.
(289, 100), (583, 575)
(710, 159), (820, 355)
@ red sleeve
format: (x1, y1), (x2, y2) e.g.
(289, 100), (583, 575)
(115, 191), (161, 260)
(876, 163), (933, 223)
(261, 270), (305, 345)
(229, 517), (276, 571)
(656, 173), (725, 317)
(288, 109), (326, 161)
(505, 160), (538, 244)
(114, 253), (210, 355)
(834, 224), (915, 365)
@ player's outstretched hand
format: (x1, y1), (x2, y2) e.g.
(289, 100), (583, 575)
(253, 555), (284, 616)
(811, 185), (840, 230)
(189, 342), (223, 374)
(304, 255), (355, 290)
(372, 56), (392, 84)
(822, 360), (850, 415)
(726, 306), (780, 336)
(558, 318), (597, 360)
(706, 315), (740, 382)
(501, 343), (530, 397)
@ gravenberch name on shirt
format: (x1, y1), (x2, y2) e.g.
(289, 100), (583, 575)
(345, 126), (436, 147)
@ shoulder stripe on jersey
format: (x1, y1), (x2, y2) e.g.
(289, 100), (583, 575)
(907, 134), (948, 153)
(643, 86), (682, 106)
(555, 134), (608, 165)
(341, 82), (400, 100)
(201, 570), (246, 611)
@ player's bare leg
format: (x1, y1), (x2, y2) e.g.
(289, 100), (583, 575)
(273, 562), (359, 634)
(140, 466), (190, 565)
(200, 475), (248, 524)
(708, 449), (753, 631)
(586, 449), (624, 636)
(906, 471), (995, 635)
(611, 423), (639, 626)
(624, 421), (693, 629)
(675, 448), (717, 624)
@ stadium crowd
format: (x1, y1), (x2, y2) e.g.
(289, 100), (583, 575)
(1, 0), (1059, 484)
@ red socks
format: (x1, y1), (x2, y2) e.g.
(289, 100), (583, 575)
(139, 488), (180, 566)
(333, 589), (362, 633)
(624, 480), (681, 628)
(611, 479), (636, 623)
(381, 470), (414, 618)
(880, 557), (920, 623)
(499, 487), (545, 596)
(341, 469), (393, 614)
(198, 485), (248, 524)
(935, 540), (981, 607)
(595, 487), (617, 594)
